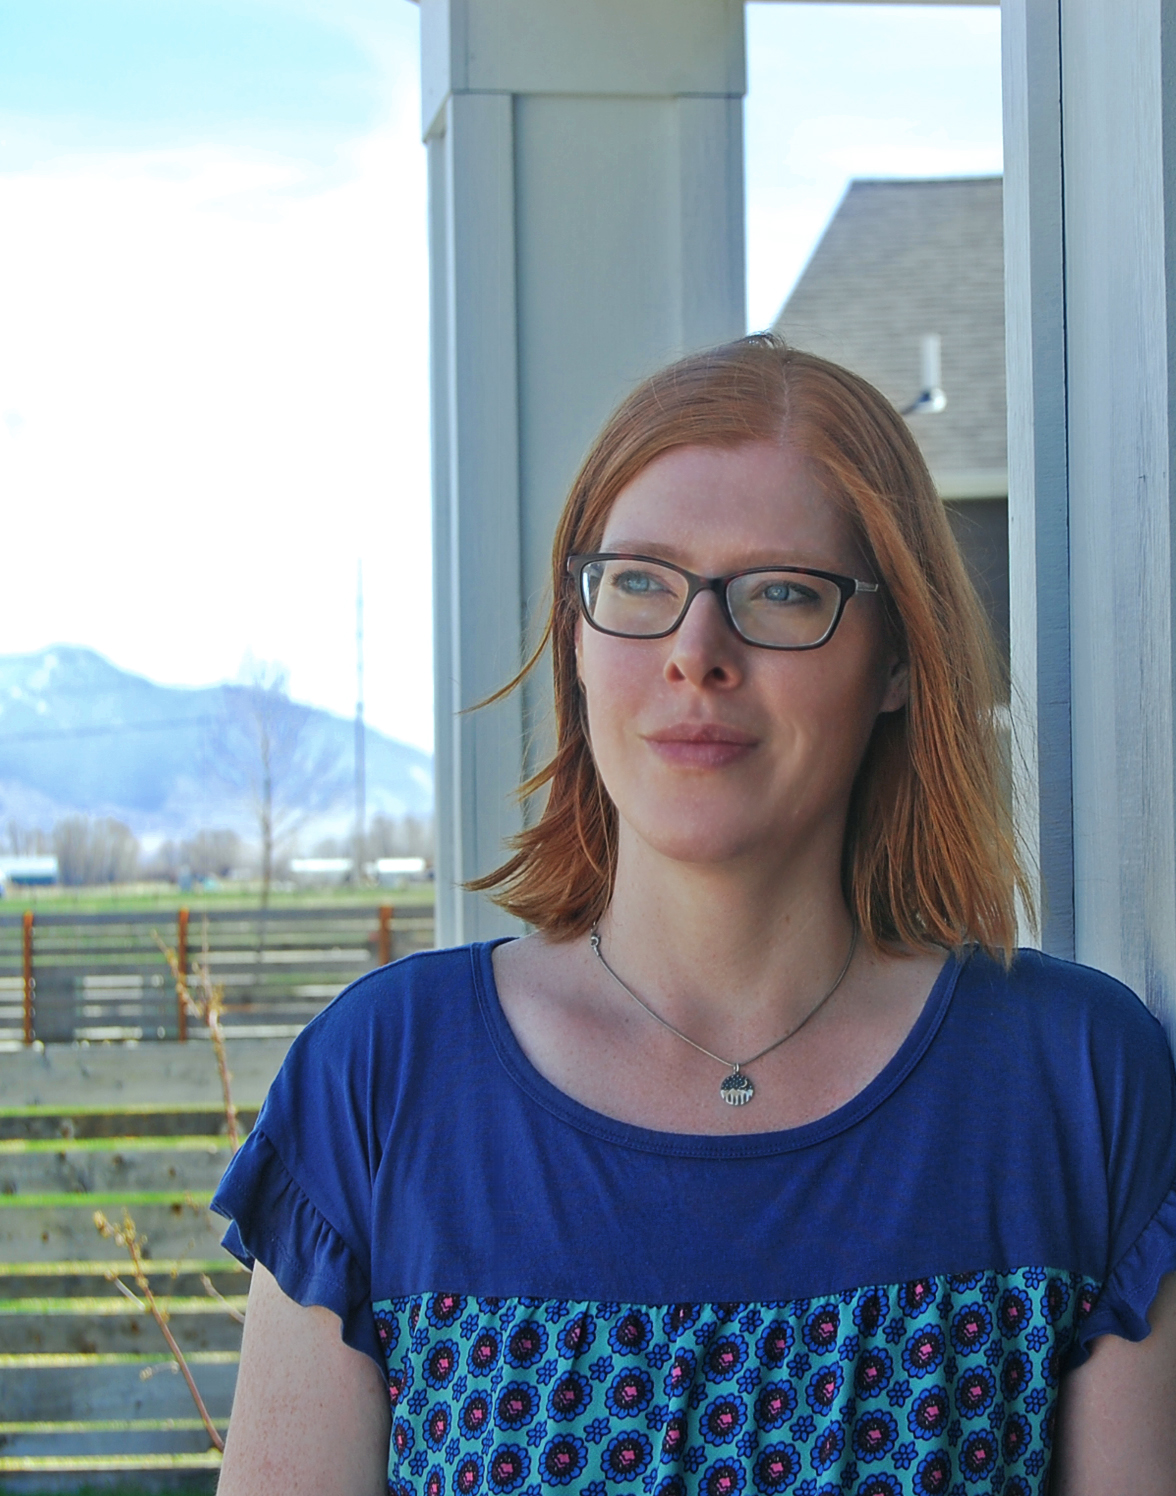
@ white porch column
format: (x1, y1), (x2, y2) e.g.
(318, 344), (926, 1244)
(1005, 0), (1176, 1034)
(1002, 0), (1073, 958)
(421, 0), (746, 944)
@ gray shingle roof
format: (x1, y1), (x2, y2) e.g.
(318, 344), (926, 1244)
(771, 177), (1006, 497)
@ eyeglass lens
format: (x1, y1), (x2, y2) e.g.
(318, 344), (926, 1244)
(580, 558), (844, 648)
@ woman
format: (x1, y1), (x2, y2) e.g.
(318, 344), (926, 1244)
(213, 337), (1176, 1496)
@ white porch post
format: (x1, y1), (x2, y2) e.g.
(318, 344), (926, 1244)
(421, 0), (746, 944)
(1063, 0), (1176, 1030)
(1002, 0), (1073, 958)
(1005, 0), (1176, 1034)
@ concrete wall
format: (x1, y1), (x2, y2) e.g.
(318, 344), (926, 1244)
(0, 1038), (292, 1108)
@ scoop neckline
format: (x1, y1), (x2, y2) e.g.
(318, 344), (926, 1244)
(471, 937), (966, 1159)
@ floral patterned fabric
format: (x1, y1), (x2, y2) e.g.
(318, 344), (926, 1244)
(376, 1270), (1096, 1496)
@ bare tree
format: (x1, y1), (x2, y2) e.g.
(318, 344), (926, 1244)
(312, 814), (435, 868)
(4, 820), (51, 855)
(53, 816), (140, 886)
(144, 829), (242, 884)
(365, 813), (434, 864)
(205, 662), (343, 921)
(183, 829), (241, 881)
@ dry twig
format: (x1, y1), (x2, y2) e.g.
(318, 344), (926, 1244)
(156, 920), (240, 1152)
(95, 1209), (225, 1452)
(201, 1270), (247, 1324)
(91, 927), (247, 1453)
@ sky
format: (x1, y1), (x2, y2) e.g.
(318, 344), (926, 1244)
(0, 2), (1002, 756)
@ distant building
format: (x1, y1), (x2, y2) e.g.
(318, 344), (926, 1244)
(288, 856), (428, 890)
(772, 177), (1008, 670)
(0, 854), (58, 892)
(372, 857), (428, 889)
(290, 858), (353, 884)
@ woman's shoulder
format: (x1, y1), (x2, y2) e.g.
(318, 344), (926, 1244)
(963, 943), (1166, 1038)
(952, 945), (1176, 1118)
(297, 940), (494, 1037)
(262, 941), (501, 1108)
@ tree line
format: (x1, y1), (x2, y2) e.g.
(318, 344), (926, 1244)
(2, 813), (434, 888)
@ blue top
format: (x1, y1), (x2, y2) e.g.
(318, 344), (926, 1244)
(212, 942), (1176, 1496)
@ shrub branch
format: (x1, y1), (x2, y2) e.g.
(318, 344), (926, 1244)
(94, 1208), (225, 1453)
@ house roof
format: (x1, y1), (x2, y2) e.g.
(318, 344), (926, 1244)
(772, 177), (1006, 498)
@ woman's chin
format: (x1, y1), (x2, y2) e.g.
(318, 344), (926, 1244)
(624, 818), (781, 872)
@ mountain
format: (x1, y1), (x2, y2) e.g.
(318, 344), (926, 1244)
(0, 647), (432, 846)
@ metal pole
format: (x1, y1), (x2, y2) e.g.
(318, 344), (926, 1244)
(21, 910), (33, 1046)
(354, 560), (366, 883)
(176, 907), (189, 1042)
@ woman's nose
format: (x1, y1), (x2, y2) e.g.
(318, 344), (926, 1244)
(664, 587), (744, 688)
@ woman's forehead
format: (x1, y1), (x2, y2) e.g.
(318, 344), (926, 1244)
(598, 441), (859, 569)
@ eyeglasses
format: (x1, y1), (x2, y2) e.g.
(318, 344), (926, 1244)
(567, 553), (880, 651)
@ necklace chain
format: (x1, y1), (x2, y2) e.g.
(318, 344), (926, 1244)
(588, 923), (858, 1106)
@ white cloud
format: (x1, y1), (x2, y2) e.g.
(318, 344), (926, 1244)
(0, 113), (434, 750)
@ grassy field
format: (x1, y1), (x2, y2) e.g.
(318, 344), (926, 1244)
(0, 881), (434, 916)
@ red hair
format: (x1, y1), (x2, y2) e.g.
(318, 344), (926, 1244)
(470, 336), (1029, 959)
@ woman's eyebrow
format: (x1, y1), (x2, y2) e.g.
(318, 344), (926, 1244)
(597, 540), (688, 560)
(597, 541), (844, 571)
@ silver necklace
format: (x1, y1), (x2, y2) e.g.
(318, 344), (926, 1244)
(589, 924), (858, 1107)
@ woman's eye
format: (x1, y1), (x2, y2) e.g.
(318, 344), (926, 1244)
(757, 580), (819, 606)
(613, 569), (668, 595)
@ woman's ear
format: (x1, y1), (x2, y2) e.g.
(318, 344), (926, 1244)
(879, 655), (910, 714)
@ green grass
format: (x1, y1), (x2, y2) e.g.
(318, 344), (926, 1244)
(4, 882), (435, 914)
(0, 1353), (237, 1368)
(0, 1260), (244, 1278)
(0, 1191), (213, 1211)
(0, 1296), (248, 1316)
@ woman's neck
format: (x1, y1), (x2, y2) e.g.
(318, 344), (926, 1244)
(597, 828), (857, 1057)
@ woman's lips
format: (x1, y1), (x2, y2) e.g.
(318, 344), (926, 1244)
(642, 723), (759, 769)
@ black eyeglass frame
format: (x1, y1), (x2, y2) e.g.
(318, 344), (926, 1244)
(566, 552), (881, 651)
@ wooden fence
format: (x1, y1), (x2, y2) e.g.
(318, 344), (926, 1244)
(0, 905), (434, 1047)
(0, 1101), (253, 1486)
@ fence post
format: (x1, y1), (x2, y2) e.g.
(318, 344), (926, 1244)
(378, 905), (393, 968)
(176, 907), (189, 1042)
(22, 910), (34, 1045)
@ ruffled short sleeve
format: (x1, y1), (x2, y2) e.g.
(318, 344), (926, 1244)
(212, 1125), (382, 1366)
(209, 976), (392, 1372)
(1072, 1176), (1176, 1364)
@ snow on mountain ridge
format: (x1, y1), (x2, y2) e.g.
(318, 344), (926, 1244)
(0, 646), (432, 843)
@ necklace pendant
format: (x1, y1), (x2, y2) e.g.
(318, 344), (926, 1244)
(720, 1069), (754, 1106)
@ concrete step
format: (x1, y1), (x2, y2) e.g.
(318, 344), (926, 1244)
(0, 1199), (229, 1263)
(0, 1105), (258, 1143)
(0, 1100), (251, 1483)
(0, 1353), (238, 1423)
(0, 1454), (222, 1496)
(0, 1138), (234, 1197)
(0, 1423), (227, 1461)
(0, 1295), (248, 1355)
(0, 1260), (246, 1300)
